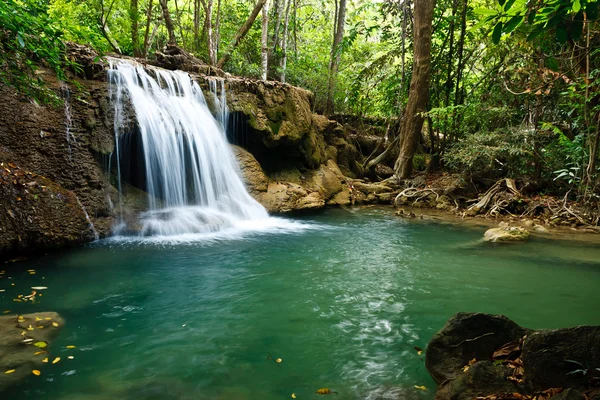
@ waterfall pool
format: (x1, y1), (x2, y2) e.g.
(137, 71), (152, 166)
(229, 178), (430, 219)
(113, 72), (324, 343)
(3, 207), (600, 400)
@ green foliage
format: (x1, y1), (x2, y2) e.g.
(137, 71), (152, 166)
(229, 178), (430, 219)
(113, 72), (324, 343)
(0, 0), (69, 102)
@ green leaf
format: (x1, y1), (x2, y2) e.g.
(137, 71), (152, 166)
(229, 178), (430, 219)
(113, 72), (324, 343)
(556, 25), (567, 44)
(17, 32), (25, 48)
(504, 0), (517, 12)
(504, 15), (524, 34)
(527, 10), (536, 24)
(572, 0), (581, 13)
(34, 342), (47, 349)
(498, 0), (506, 6)
(492, 22), (503, 44)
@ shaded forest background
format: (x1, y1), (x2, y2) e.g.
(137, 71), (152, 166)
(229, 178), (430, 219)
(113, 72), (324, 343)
(1, 0), (599, 210)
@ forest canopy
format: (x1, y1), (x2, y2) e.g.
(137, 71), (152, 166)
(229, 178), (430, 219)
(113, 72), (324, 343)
(1, 0), (599, 206)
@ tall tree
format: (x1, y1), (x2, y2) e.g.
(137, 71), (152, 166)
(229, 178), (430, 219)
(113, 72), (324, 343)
(260, 0), (270, 80)
(394, 0), (436, 178)
(206, 0), (216, 64)
(325, 0), (347, 115)
(280, 0), (291, 83)
(142, 0), (154, 57)
(217, 0), (267, 69)
(130, 0), (141, 56)
(158, 0), (177, 45)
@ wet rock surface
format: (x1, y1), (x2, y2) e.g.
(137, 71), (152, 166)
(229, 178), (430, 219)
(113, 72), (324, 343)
(426, 313), (600, 400)
(0, 312), (64, 393)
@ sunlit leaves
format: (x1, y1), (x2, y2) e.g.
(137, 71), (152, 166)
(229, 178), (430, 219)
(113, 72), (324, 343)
(32, 370), (41, 375)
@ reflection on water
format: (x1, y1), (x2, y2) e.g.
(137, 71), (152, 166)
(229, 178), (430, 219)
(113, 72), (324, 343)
(2, 208), (600, 400)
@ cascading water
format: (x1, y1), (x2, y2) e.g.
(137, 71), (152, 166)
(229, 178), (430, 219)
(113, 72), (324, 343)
(108, 60), (269, 237)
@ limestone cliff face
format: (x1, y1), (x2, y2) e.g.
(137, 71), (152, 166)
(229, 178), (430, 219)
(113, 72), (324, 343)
(0, 47), (394, 258)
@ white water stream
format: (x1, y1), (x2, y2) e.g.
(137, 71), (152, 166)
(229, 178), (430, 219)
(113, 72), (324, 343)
(108, 61), (271, 237)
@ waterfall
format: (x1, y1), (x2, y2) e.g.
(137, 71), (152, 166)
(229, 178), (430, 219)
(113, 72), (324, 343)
(108, 60), (268, 237)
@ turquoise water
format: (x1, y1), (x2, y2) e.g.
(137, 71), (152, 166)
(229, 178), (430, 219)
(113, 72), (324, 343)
(2, 207), (600, 400)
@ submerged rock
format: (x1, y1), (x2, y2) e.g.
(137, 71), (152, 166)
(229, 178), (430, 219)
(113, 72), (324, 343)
(483, 226), (530, 242)
(0, 312), (64, 393)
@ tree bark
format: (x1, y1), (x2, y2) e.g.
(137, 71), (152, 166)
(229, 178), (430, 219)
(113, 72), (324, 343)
(217, 0), (267, 69)
(206, 0), (216, 64)
(260, 0), (270, 80)
(271, 0), (283, 52)
(215, 0), (222, 58)
(130, 0), (141, 56)
(158, 0), (177, 45)
(325, 0), (347, 116)
(143, 0), (154, 57)
(394, 0), (436, 179)
(280, 0), (291, 83)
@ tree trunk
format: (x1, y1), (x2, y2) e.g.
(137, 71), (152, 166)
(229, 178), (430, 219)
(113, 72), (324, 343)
(260, 0), (270, 80)
(325, 0), (346, 116)
(394, 0), (436, 179)
(131, 0), (141, 56)
(158, 0), (177, 45)
(280, 0), (291, 83)
(206, 0), (216, 64)
(217, 0), (267, 69)
(143, 0), (154, 57)
(271, 0), (282, 52)
(215, 0), (222, 58)
(193, 0), (200, 51)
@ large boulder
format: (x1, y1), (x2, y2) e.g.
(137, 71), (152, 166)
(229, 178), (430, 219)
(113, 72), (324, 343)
(521, 326), (600, 390)
(425, 312), (527, 384)
(0, 312), (65, 393)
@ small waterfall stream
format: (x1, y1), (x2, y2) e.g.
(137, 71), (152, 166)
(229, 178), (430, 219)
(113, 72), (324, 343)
(108, 61), (269, 237)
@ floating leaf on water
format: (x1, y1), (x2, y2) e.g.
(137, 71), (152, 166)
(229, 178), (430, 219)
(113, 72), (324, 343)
(67, 356), (74, 360)
(42, 358), (48, 363)
(414, 346), (423, 356)
(291, 393), (297, 398)
(5, 370), (15, 374)
(34, 351), (44, 355)
(276, 358), (282, 363)
(23, 339), (33, 343)
(414, 385), (427, 391)
(34, 342), (47, 349)
(52, 322), (59, 327)
(32, 370), (41, 376)
(316, 388), (337, 395)
(52, 357), (60, 364)
(66, 345), (76, 349)
(31, 287), (48, 290)
(37, 326), (44, 329)
(2, 310), (9, 313)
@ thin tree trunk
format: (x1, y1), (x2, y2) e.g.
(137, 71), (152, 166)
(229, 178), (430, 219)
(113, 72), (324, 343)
(325, 0), (346, 116)
(99, 0), (122, 54)
(131, 0), (141, 56)
(158, 0), (177, 45)
(453, 0), (467, 107)
(260, 0), (270, 80)
(143, 0), (154, 57)
(280, 0), (291, 82)
(215, 0), (222, 58)
(394, 0), (436, 179)
(193, 0), (199, 51)
(217, 0), (267, 69)
(174, 0), (185, 48)
(147, 15), (163, 53)
(207, 0), (216, 64)
(271, 0), (282, 52)
(293, 0), (297, 57)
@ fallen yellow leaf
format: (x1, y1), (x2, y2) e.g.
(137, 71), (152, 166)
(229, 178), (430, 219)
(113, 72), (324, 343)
(37, 326), (44, 329)
(42, 358), (48, 363)
(52, 357), (60, 364)
(67, 356), (74, 360)
(34, 351), (44, 355)
(5, 369), (15, 374)
(52, 322), (59, 327)
(32, 370), (41, 376)
(276, 358), (282, 363)
(35, 317), (42, 321)
(316, 388), (337, 395)
(3, 310), (10, 314)
(292, 393), (297, 399)
(45, 317), (52, 320)
(27, 325), (34, 331)
(414, 385), (427, 391)
(66, 345), (76, 349)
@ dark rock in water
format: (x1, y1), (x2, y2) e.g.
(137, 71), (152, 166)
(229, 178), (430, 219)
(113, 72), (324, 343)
(0, 312), (64, 393)
(426, 313), (600, 400)
(435, 361), (519, 400)
(521, 326), (600, 390)
(425, 312), (527, 384)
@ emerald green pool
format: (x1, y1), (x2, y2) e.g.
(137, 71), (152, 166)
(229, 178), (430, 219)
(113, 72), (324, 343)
(2, 208), (600, 400)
